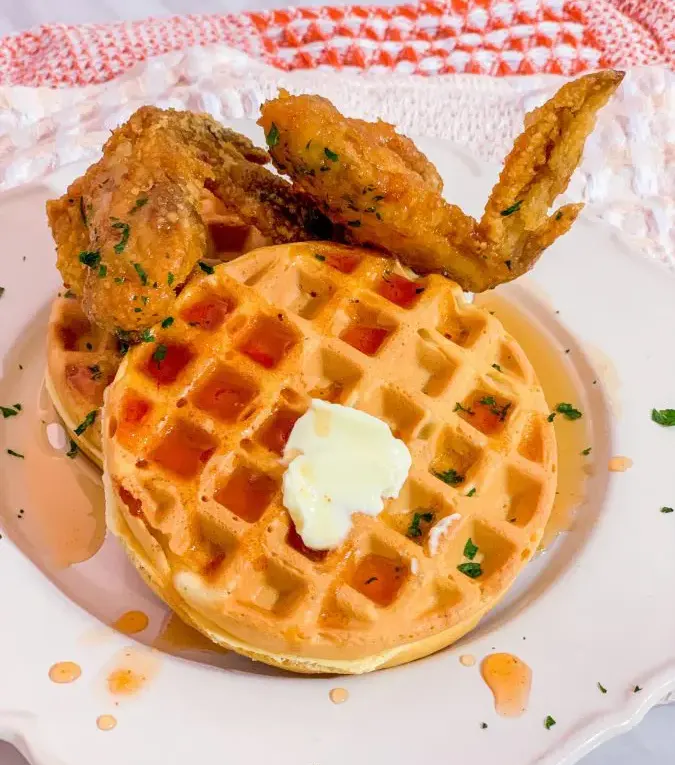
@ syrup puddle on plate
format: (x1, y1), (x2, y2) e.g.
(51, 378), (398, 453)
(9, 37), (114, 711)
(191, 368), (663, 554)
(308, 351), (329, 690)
(475, 293), (590, 548)
(96, 714), (117, 731)
(481, 652), (532, 717)
(105, 646), (160, 697)
(113, 610), (150, 635)
(0, 330), (106, 567)
(152, 612), (225, 654)
(48, 661), (82, 684)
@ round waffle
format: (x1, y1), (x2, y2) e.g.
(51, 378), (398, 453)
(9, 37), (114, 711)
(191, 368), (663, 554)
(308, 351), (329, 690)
(103, 242), (557, 674)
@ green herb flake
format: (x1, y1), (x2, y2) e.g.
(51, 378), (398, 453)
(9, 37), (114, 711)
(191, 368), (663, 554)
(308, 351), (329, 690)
(434, 468), (464, 487)
(467, 488), (476, 497)
(479, 395), (497, 407)
(548, 412), (557, 423)
(544, 715), (556, 730)
(79, 250), (101, 268)
(504, 259), (512, 270)
(500, 200), (523, 217)
(480, 722), (488, 730)
(167, 272), (175, 286)
(661, 507), (674, 514)
(198, 261), (215, 275)
(98, 264), (107, 278)
(314, 254), (326, 261)
(555, 211), (563, 221)
(14, 404), (21, 411)
(129, 196), (149, 213)
(114, 276), (126, 284)
(463, 538), (478, 560)
(88, 364), (102, 381)
(492, 363), (502, 372)
(364, 576), (378, 584)
(555, 402), (582, 420)
(266, 123), (280, 148)
(597, 682), (607, 694)
(347, 220), (362, 228)
(152, 344), (167, 365)
(324, 147), (339, 162)
(652, 408), (675, 426)
(0, 405), (20, 418)
(140, 329), (155, 343)
(63, 289), (76, 299)
(132, 262), (148, 286)
(7, 449), (24, 459)
(454, 402), (474, 416)
(161, 317), (174, 329)
(74, 410), (97, 436)
(112, 221), (130, 253)
(66, 440), (78, 459)
(634, 686), (642, 693)
(407, 511), (434, 538)
(457, 562), (482, 579)
(581, 447), (592, 456)
(0, 286), (4, 299)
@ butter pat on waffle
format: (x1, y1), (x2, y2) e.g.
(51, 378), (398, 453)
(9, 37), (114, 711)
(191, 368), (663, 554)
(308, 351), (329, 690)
(103, 243), (557, 674)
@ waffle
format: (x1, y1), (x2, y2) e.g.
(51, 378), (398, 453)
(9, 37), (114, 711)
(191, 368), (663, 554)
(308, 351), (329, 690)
(102, 242), (557, 674)
(46, 197), (266, 467)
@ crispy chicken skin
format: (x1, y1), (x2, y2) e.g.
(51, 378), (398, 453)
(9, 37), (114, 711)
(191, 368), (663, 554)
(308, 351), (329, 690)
(47, 107), (325, 334)
(259, 71), (624, 292)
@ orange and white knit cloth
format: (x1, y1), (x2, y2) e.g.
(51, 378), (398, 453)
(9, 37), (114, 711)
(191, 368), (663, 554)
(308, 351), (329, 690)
(0, 0), (671, 87)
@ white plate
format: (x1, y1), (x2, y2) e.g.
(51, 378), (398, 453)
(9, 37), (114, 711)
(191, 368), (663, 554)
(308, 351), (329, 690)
(1, 121), (675, 765)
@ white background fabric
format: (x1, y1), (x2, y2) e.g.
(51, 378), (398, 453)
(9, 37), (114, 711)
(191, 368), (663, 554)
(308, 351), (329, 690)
(0, 3), (672, 765)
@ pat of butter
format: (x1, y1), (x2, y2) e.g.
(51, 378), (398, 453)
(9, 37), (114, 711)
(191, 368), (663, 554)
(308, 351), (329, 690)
(282, 399), (412, 550)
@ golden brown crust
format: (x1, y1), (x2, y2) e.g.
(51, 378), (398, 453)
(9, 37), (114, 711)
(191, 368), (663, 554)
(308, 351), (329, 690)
(258, 71), (624, 292)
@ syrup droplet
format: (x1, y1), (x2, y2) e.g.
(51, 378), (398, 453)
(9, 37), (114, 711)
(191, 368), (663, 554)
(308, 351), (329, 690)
(96, 714), (117, 731)
(608, 456), (632, 472)
(459, 654), (476, 667)
(481, 653), (532, 718)
(329, 687), (349, 704)
(112, 610), (149, 635)
(48, 661), (82, 684)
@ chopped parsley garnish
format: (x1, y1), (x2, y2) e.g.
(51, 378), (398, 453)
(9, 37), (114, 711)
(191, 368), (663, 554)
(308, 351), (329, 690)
(152, 344), (167, 364)
(634, 685), (642, 693)
(581, 447), (592, 456)
(66, 439), (78, 458)
(544, 715), (556, 730)
(112, 221), (130, 253)
(198, 261), (214, 275)
(504, 259), (512, 270)
(457, 562), (482, 578)
(500, 200), (523, 216)
(454, 402), (474, 416)
(547, 412), (556, 422)
(652, 408), (675, 426)
(140, 329), (155, 343)
(554, 402), (582, 421)
(661, 507), (674, 514)
(88, 364), (102, 380)
(479, 395), (511, 421)
(597, 682), (607, 694)
(555, 211), (563, 221)
(324, 147), (339, 162)
(347, 220), (361, 227)
(63, 289), (76, 299)
(141, 296), (149, 305)
(74, 410), (97, 436)
(129, 196), (149, 213)
(492, 363), (502, 372)
(0, 405), (20, 418)
(114, 276), (126, 284)
(467, 487), (476, 497)
(14, 404), (21, 411)
(480, 722), (488, 729)
(133, 262), (148, 285)
(364, 576), (378, 584)
(314, 254), (326, 261)
(134, 307), (142, 313)
(161, 316), (174, 329)
(434, 468), (464, 486)
(0, 286), (4, 299)
(266, 123), (280, 148)
(407, 511), (434, 538)
(98, 264), (107, 278)
(480, 395), (496, 406)
(79, 250), (101, 268)
(6, 449), (24, 458)
(167, 272), (175, 286)
(85, 342), (93, 351)
(463, 538), (478, 560)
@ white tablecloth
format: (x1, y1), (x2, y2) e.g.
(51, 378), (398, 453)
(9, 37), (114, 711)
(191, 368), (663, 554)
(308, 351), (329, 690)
(0, 2), (672, 765)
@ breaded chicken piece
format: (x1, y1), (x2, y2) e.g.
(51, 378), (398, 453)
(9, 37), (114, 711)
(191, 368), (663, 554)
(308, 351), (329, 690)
(47, 107), (327, 335)
(259, 71), (624, 292)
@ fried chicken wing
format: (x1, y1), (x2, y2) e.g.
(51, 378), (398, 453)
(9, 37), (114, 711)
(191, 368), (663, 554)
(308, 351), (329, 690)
(259, 71), (624, 291)
(47, 107), (326, 334)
